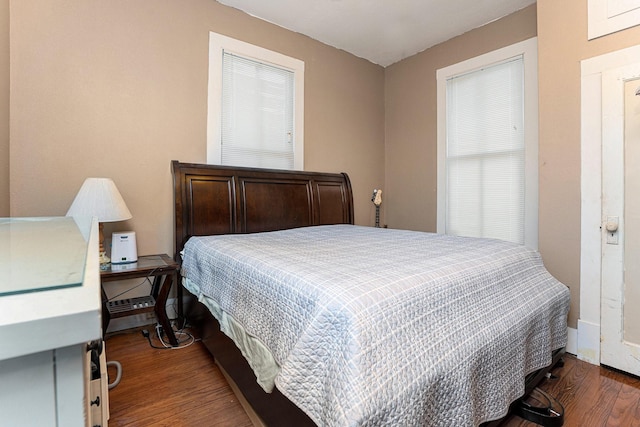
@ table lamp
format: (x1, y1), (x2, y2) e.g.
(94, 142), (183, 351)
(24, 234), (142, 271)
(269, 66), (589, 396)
(66, 178), (132, 266)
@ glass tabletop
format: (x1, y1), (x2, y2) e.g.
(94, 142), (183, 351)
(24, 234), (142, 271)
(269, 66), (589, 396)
(0, 216), (92, 297)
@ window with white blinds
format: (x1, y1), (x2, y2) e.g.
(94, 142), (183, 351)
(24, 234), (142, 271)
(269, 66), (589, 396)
(221, 53), (295, 169)
(446, 58), (525, 243)
(207, 33), (304, 170)
(436, 38), (538, 249)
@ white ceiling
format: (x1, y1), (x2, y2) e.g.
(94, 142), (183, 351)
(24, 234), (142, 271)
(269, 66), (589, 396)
(217, 0), (536, 67)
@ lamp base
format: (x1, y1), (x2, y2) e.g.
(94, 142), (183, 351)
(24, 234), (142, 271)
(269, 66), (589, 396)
(99, 251), (111, 266)
(99, 223), (111, 270)
(99, 252), (111, 271)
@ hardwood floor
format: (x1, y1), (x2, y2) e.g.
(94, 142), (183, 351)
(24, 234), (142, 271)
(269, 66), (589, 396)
(500, 354), (640, 427)
(105, 328), (252, 427)
(105, 328), (640, 426)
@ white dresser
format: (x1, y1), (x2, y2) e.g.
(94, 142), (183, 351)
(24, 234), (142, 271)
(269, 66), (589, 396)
(0, 217), (103, 427)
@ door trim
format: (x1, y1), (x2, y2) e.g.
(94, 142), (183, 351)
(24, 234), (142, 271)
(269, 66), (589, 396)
(580, 44), (640, 365)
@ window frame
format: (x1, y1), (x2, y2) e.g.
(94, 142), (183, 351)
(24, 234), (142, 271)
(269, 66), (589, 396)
(207, 32), (305, 170)
(436, 37), (539, 249)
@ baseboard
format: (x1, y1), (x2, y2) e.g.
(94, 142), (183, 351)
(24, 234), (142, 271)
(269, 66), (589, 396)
(566, 326), (577, 355)
(576, 319), (600, 365)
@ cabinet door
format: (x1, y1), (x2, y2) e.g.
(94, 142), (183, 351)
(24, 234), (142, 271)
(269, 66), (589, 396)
(0, 346), (88, 427)
(55, 345), (87, 427)
(0, 350), (57, 426)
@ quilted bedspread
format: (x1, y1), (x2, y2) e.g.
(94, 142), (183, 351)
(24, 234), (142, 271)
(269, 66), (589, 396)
(181, 225), (570, 427)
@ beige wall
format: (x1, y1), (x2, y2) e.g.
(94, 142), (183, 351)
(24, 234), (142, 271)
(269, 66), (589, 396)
(8, 0), (640, 330)
(384, 5), (537, 232)
(537, 0), (640, 328)
(0, 0), (8, 217)
(9, 0), (385, 256)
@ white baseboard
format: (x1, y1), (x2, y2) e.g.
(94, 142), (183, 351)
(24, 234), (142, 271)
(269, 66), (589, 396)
(566, 326), (577, 355)
(576, 319), (600, 365)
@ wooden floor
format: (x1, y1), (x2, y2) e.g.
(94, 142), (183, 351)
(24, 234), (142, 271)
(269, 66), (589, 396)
(105, 328), (252, 427)
(500, 354), (640, 427)
(105, 328), (640, 427)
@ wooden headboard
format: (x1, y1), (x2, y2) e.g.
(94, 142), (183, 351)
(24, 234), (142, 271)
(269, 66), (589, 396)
(172, 161), (354, 257)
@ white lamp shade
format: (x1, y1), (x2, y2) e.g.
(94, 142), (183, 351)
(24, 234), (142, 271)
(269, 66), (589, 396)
(66, 178), (132, 222)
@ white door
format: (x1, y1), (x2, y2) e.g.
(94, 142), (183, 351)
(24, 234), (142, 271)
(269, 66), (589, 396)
(601, 62), (640, 375)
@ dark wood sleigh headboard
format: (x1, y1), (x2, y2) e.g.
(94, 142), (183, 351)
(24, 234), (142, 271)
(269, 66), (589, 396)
(172, 160), (354, 257)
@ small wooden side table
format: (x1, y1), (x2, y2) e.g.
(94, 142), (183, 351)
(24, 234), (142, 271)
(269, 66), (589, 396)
(100, 254), (181, 346)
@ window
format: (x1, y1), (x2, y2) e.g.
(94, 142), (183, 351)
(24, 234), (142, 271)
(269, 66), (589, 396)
(436, 38), (538, 249)
(207, 32), (304, 170)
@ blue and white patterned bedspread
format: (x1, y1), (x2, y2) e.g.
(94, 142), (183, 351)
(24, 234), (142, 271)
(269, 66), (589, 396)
(181, 225), (570, 426)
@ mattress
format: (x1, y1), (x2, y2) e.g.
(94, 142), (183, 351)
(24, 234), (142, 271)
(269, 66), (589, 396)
(181, 224), (570, 426)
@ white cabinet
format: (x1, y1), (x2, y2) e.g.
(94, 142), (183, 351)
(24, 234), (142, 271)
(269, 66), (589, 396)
(0, 217), (102, 427)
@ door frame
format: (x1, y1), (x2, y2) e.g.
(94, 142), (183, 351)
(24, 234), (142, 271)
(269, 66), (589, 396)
(580, 44), (640, 365)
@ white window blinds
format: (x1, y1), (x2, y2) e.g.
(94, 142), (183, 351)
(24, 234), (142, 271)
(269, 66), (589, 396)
(221, 52), (295, 169)
(445, 56), (525, 244)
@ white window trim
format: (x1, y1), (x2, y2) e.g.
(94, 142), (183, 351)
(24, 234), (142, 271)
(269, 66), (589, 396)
(207, 32), (305, 170)
(436, 37), (539, 249)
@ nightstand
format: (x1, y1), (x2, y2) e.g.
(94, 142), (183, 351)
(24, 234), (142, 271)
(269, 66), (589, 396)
(100, 254), (181, 346)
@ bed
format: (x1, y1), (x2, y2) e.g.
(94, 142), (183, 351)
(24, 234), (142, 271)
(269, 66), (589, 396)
(172, 160), (570, 427)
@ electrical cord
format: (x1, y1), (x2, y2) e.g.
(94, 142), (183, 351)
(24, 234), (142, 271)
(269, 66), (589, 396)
(106, 267), (161, 302)
(107, 276), (152, 302)
(87, 340), (122, 390)
(141, 324), (197, 350)
(106, 360), (122, 389)
(158, 327), (196, 350)
(141, 329), (165, 349)
(170, 298), (187, 330)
